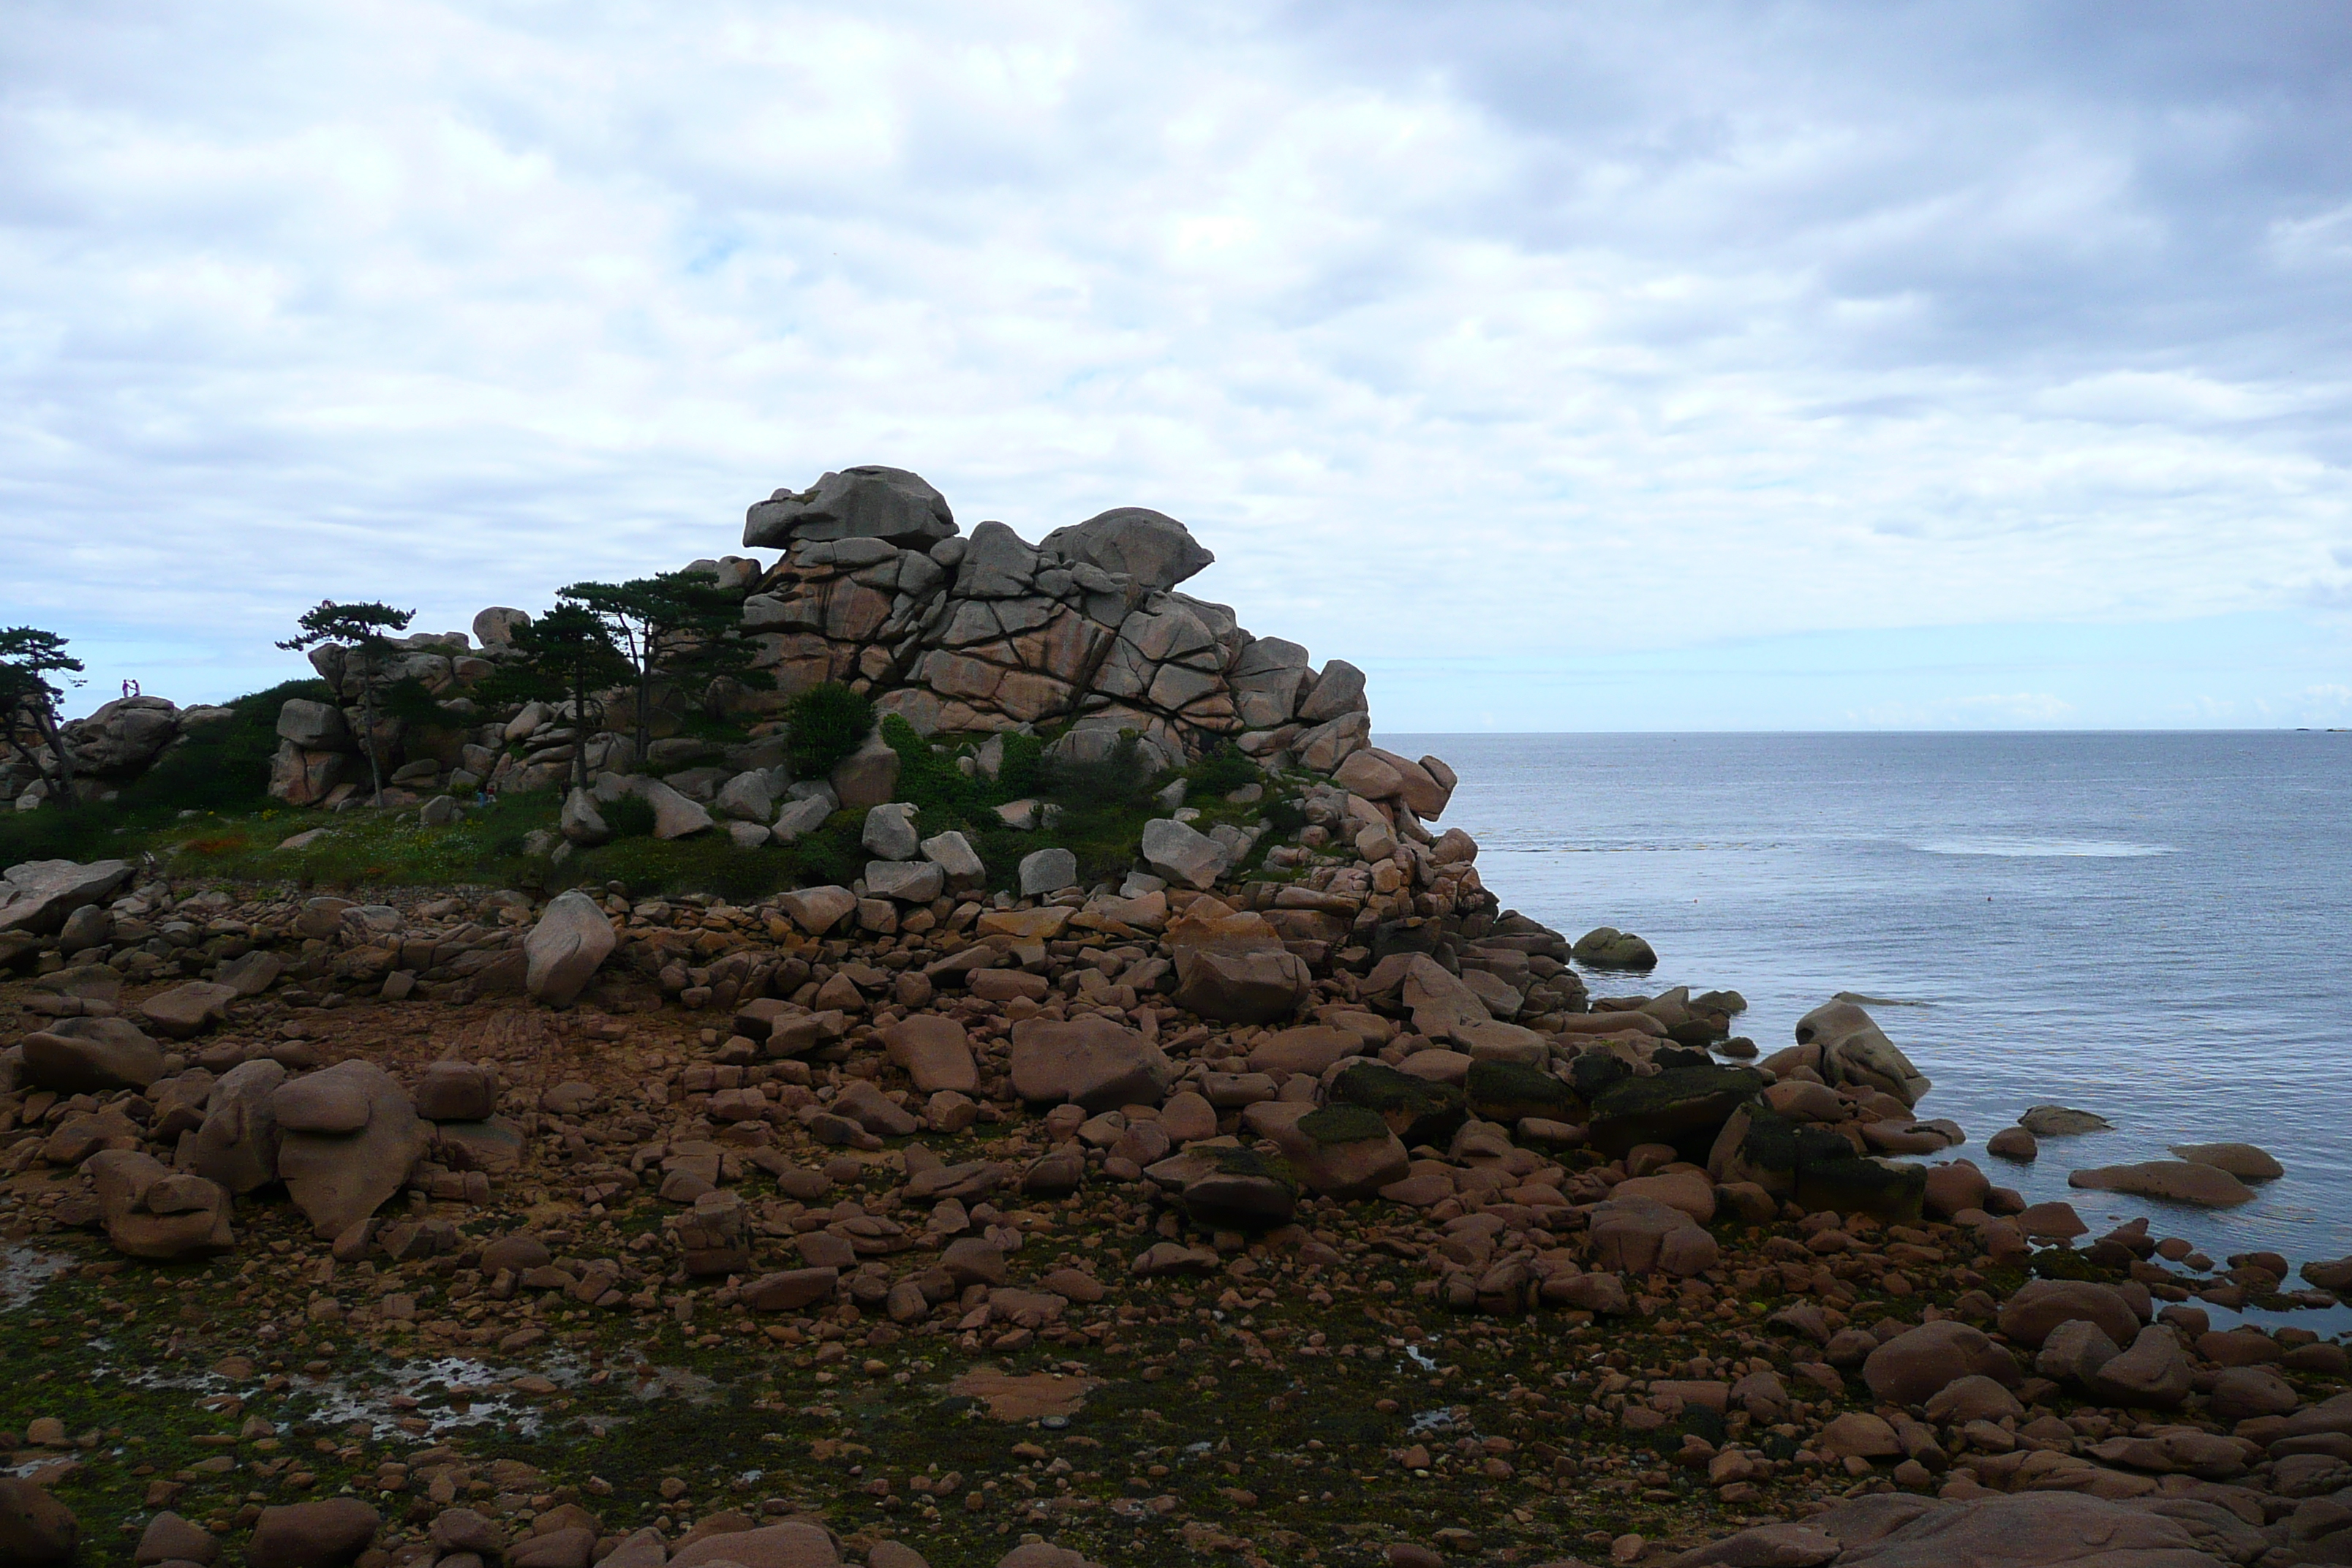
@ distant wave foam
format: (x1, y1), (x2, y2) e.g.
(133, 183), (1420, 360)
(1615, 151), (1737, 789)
(1915, 837), (2175, 859)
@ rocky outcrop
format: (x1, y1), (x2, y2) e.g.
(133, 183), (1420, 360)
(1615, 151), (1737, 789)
(1, 697), (223, 810)
(734, 468), (1364, 770)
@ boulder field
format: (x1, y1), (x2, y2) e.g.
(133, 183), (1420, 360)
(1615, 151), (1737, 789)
(0, 471), (2342, 1567)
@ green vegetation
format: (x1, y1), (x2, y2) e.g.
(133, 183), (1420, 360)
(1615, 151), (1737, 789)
(561, 573), (773, 758)
(1296, 1104), (1391, 1145)
(781, 682), (874, 777)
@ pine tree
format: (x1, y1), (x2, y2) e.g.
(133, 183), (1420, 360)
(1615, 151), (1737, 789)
(0, 627), (86, 809)
(559, 573), (773, 761)
(479, 604), (633, 795)
(276, 600), (414, 807)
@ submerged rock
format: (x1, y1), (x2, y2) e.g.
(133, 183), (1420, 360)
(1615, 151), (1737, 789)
(2068, 1160), (2255, 1208)
(2019, 1104), (2114, 1137)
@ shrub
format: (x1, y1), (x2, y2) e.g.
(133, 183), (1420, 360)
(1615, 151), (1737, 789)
(1036, 731), (1160, 813)
(603, 794), (657, 839)
(1185, 740), (1259, 799)
(783, 682), (874, 778)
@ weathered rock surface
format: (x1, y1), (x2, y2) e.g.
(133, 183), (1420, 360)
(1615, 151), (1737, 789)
(1009, 1017), (1173, 1112)
(20, 1017), (165, 1093)
(524, 889), (617, 1006)
(0, 858), (133, 933)
(86, 1148), (235, 1259)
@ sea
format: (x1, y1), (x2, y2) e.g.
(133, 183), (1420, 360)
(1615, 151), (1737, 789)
(1381, 731), (2352, 1317)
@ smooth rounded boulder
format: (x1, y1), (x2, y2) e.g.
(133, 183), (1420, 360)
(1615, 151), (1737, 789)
(1009, 1017), (1174, 1112)
(246, 1499), (380, 1568)
(1862, 1319), (2020, 1405)
(1996, 1278), (2143, 1350)
(0, 1474), (82, 1567)
(2168, 1142), (2283, 1180)
(666, 1520), (839, 1568)
(524, 889), (617, 1006)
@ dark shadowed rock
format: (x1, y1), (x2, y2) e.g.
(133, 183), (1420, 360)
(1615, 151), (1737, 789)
(181, 1058), (287, 1194)
(0, 1476), (81, 1567)
(246, 1499), (380, 1568)
(20, 1016), (164, 1093)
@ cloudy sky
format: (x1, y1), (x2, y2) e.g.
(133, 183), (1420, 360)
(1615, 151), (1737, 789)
(4, 1), (2350, 729)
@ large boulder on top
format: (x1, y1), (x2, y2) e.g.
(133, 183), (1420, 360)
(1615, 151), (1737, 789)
(1039, 508), (1214, 594)
(1166, 902), (1310, 1024)
(1996, 1279), (2143, 1350)
(524, 889), (617, 1006)
(745, 466), (954, 550)
(274, 1060), (429, 1237)
(1795, 999), (1931, 1107)
(1269, 1106), (1409, 1199)
(1862, 1319), (2021, 1405)
(0, 858), (133, 934)
(65, 695), (183, 774)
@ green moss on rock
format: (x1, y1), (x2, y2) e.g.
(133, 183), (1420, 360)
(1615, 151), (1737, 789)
(1297, 1104), (1392, 1145)
(1328, 1061), (1467, 1145)
(1466, 1059), (1579, 1124)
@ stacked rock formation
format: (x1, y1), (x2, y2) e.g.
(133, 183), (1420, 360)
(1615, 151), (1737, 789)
(262, 466), (1390, 812)
(737, 466), (1368, 771)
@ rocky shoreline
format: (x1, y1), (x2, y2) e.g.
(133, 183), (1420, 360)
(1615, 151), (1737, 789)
(4, 472), (2351, 1568)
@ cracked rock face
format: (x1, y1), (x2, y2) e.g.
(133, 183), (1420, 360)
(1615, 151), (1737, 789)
(730, 467), (1365, 772)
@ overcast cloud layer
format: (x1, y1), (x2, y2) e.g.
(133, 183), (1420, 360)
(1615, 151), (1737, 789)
(4, 0), (2351, 727)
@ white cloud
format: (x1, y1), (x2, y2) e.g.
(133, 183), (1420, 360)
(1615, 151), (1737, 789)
(0, 1), (2348, 723)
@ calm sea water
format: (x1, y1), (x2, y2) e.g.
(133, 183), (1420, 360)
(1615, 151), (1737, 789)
(1383, 731), (2352, 1298)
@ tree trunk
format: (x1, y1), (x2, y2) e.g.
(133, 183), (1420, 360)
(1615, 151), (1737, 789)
(572, 660), (592, 796)
(31, 706), (75, 809)
(359, 647), (385, 807)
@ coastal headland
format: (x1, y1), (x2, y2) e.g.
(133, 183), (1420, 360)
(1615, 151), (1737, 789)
(3, 469), (2345, 1567)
